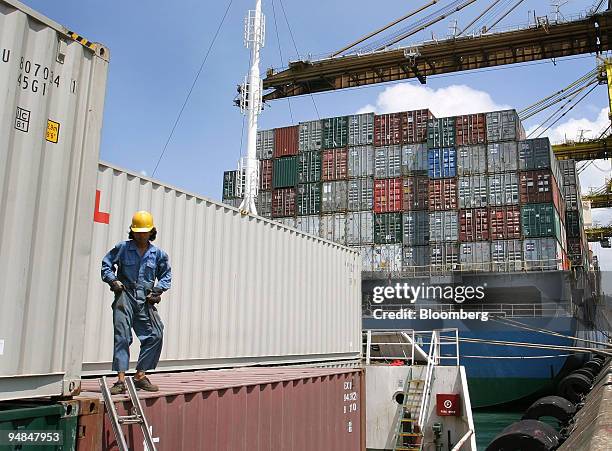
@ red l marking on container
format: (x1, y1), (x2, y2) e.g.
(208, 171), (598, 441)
(94, 190), (110, 224)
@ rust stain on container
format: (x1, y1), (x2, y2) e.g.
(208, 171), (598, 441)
(80, 367), (364, 451)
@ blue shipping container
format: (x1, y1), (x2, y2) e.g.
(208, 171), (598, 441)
(428, 148), (457, 179)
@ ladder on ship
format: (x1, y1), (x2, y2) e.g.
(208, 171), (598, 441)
(393, 369), (426, 451)
(100, 376), (158, 451)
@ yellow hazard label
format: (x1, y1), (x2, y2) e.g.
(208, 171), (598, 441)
(46, 120), (60, 143)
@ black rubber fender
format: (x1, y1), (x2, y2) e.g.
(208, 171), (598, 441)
(582, 359), (603, 375)
(522, 395), (576, 425)
(557, 373), (592, 403)
(571, 368), (596, 381)
(591, 355), (605, 363)
(486, 419), (561, 451)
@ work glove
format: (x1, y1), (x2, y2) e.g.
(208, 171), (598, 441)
(110, 280), (124, 293)
(146, 287), (164, 304)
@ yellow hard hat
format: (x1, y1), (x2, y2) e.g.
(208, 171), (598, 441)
(130, 211), (154, 232)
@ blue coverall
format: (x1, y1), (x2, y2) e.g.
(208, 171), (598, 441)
(101, 240), (172, 372)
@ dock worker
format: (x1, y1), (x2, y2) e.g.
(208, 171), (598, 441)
(101, 211), (171, 395)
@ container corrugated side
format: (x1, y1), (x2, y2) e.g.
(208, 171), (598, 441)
(486, 109), (524, 142)
(458, 175), (488, 209)
(85, 163), (361, 373)
(348, 178), (373, 211)
(298, 120), (322, 152)
(519, 169), (563, 213)
(272, 187), (296, 217)
(487, 142), (518, 172)
(347, 211), (374, 245)
(274, 125), (299, 157)
(348, 113), (374, 146)
(273, 156), (297, 188)
(297, 182), (321, 216)
(348, 145), (374, 178)
(521, 203), (562, 241)
(457, 145), (487, 175)
(523, 238), (563, 270)
(80, 367), (364, 451)
(519, 138), (562, 187)
(322, 148), (348, 181)
(373, 178), (402, 213)
(0, 0), (109, 400)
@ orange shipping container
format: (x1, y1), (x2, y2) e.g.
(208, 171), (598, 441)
(274, 126), (299, 157)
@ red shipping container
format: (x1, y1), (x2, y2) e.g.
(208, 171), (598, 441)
(489, 206), (521, 240)
(428, 178), (458, 211)
(80, 367), (364, 451)
(406, 109), (434, 143)
(456, 113), (486, 146)
(459, 208), (489, 241)
(374, 178), (403, 213)
(374, 113), (406, 146)
(322, 148), (348, 181)
(403, 176), (429, 211)
(260, 159), (273, 191)
(274, 125), (299, 157)
(272, 187), (296, 217)
(519, 170), (563, 213)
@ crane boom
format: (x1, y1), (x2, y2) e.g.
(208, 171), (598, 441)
(263, 11), (612, 100)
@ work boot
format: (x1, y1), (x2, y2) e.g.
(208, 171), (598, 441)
(134, 376), (159, 392)
(109, 381), (126, 395)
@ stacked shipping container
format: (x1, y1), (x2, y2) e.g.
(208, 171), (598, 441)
(223, 107), (587, 274)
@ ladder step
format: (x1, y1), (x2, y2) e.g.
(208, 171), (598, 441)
(399, 433), (422, 437)
(401, 419), (417, 422)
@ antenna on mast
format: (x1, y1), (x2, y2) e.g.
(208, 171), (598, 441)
(237, 0), (265, 214)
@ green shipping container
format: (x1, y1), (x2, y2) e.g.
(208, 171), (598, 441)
(298, 151), (322, 183)
(374, 212), (403, 244)
(0, 402), (78, 451)
(322, 116), (349, 149)
(273, 156), (298, 188)
(427, 117), (456, 149)
(521, 203), (562, 241)
(223, 170), (242, 199)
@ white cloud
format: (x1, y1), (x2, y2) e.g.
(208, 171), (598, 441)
(526, 107), (610, 144)
(357, 83), (510, 116)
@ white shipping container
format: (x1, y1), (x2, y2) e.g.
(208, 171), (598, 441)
(429, 211), (459, 242)
(373, 244), (403, 272)
(491, 239), (523, 272)
(320, 213), (347, 245)
(358, 245), (375, 272)
(298, 120), (322, 152)
(402, 143), (428, 175)
(256, 129), (275, 159)
(348, 177), (374, 211)
(348, 145), (374, 177)
(322, 180), (348, 212)
(347, 211), (374, 245)
(458, 175), (488, 209)
(348, 113), (374, 146)
(487, 142), (518, 172)
(374, 146), (402, 178)
(84, 164), (361, 374)
(0, 0), (109, 400)
(457, 145), (487, 175)
(295, 215), (320, 236)
(488, 172), (519, 205)
(523, 238), (563, 270)
(459, 242), (491, 272)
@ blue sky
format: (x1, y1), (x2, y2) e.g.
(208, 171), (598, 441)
(20, 0), (612, 266)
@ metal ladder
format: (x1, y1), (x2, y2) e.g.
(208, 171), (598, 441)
(100, 376), (157, 451)
(393, 371), (425, 451)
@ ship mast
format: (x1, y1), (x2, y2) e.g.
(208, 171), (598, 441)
(238, 0), (265, 214)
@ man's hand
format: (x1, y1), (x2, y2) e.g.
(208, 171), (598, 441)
(110, 280), (124, 293)
(146, 287), (163, 304)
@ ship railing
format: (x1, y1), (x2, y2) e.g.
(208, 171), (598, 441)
(362, 328), (460, 367)
(362, 258), (565, 278)
(364, 302), (573, 318)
